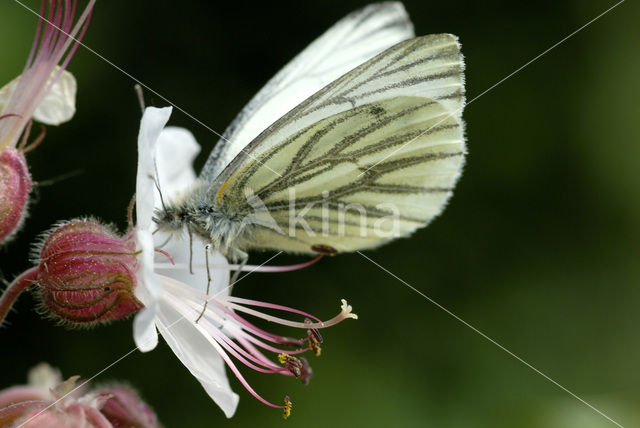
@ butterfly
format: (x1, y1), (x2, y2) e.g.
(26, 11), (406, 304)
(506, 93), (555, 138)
(153, 2), (466, 262)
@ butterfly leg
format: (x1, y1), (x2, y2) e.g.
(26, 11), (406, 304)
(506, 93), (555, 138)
(195, 245), (212, 323)
(230, 250), (248, 288)
(188, 227), (194, 274)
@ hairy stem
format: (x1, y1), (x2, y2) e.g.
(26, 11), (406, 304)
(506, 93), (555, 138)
(0, 267), (38, 325)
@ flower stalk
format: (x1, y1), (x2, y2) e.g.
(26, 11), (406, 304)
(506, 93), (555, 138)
(0, 0), (95, 245)
(0, 267), (37, 326)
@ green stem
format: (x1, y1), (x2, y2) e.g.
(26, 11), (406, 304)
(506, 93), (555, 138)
(0, 267), (38, 325)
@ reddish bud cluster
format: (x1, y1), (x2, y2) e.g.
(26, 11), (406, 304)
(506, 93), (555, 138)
(35, 220), (143, 326)
(0, 148), (32, 244)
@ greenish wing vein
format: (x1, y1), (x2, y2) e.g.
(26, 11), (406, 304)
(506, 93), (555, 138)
(214, 34), (466, 253)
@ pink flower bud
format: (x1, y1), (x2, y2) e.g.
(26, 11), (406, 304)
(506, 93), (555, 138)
(35, 220), (143, 326)
(0, 147), (32, 244)
(93, 386), (159, 428)
(12, 403), (112, 428)
(0, 364), (160, 428)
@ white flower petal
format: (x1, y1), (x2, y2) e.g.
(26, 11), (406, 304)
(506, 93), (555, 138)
(0, 67), (76, 125)
(132, 105), (237, 417)
(133, 304), (159, 352)
(155, 236), (231, 296)
(0, 76), (19, 115)
(133, 228), (161, 352)
(28, 363), (62, 390)
(155, 126), (200, 201)
(156, 298), (239, 418)
(201, 382), (239, 419)
(33, 69), (77, 125)
(136, 106), (172, 229)
(135, 229), (161, 302)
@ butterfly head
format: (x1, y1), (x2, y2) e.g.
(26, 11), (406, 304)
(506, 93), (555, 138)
(152, 206), (186, 233)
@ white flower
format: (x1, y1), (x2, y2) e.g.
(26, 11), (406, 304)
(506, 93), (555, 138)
(0, 67), (77, 127)
(0, 0), (95, 152)
(132, 106), (239, 417)
(131, 107), (357, 419)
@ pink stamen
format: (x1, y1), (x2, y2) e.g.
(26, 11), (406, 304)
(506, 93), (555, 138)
(229, 254), (324, 272)
(163, 294), (293, 376)
(205, 334), (286, 410)
(223, 297), (353, 329)
(17, 119), (33, 151)
(156, 266), (357, 414)
(46, 2), (93, 94)
(22, 124), (46, 154)
(161, 277), (305, 346)
(154, 248), (174, 265)
(17, 4), (62, 114)
(229, 323), (308, 356)
(224, 296), (322, 322)
(23, 1), (46, 68)
(0, 0), (95, 150)
(154, 254), (324, 273)
(205, 325), (284, 375)
(205, 297), (304, 345)
(0, 114), (20, 121)
(232, 332), (282, 369)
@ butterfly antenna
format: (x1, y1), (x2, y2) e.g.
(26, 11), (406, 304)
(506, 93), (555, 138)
(150, 161), (167, 211)
(195, 245), (212, 323)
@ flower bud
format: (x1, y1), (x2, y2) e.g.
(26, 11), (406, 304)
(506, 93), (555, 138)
(0, 147), (32, 244)
(93, 385), (159, 428)
(35, 220), (143, 326)
(0, 364), (160, 428)
(12, 402), (109, 428)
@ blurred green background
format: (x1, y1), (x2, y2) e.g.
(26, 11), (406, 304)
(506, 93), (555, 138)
(1, 0), (639, 427)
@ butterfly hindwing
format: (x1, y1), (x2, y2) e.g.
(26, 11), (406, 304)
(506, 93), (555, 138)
(223, 96), (464, 253)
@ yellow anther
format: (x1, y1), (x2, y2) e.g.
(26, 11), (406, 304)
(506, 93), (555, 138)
(283, 396), (292, 419)
(279, 353), (303, 377)
(305, 318), (323, 357)
(309, 340), (322, 357)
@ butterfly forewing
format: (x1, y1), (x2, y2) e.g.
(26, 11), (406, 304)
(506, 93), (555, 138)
(213, 39), (465, 253)
(211, 34), (464, 194)
(201, 2), (414, 180)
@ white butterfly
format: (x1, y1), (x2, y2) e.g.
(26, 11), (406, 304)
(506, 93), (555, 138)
(153, 2), (466, 261)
